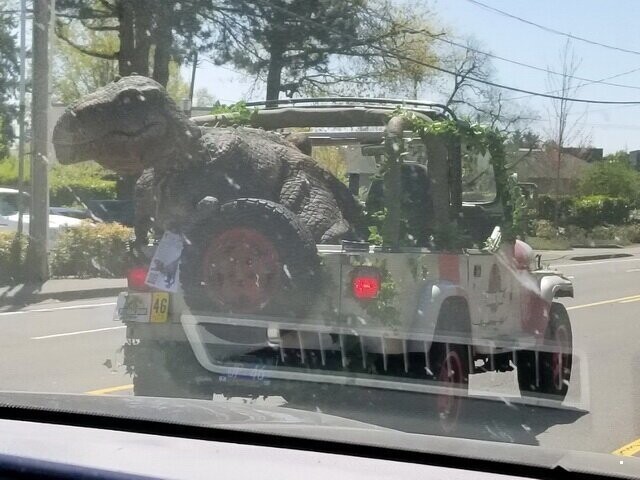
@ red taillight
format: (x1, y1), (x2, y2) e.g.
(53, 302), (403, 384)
(127, 266), (149, 291)
(352, 271), (381, 299)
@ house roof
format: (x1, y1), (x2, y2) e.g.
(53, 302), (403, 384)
(508, 150), (591, 180)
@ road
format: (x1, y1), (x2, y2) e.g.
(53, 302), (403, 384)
(0, 299), (130, 395)
(1, 248), (640, 457)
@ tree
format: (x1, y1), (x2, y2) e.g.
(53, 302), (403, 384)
(506, 130), (542, 151)
(579, 161), (640, 202)
(327, 4), (440, 99)
(215, 0), (429, 102)
(55, 0), (225, 87)
(546, 40), (587, 221)
(54, 27), (119, 104)
(439, 40), (492, 108)
(0, 3), (19, 156)
(53, 25), (190, 104)
(435, 41), (535, 134)
(213, 0), (363, 101)
(603, 150), (630, 165)
(193, 87), (216, 107)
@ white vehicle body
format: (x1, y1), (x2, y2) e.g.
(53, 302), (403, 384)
(0, 187), (85, 248)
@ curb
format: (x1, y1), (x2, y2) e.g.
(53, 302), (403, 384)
(0, 287), (124, 307)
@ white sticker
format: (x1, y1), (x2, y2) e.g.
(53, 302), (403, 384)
(145, 231), (184, 292)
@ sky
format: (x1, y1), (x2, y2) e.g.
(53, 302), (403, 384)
(188, 0), (640, 154)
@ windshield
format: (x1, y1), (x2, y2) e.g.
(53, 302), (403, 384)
(462, 151), (497, 203)
(3, 0), (640, 477)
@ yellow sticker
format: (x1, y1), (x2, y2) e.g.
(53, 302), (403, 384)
(150, 293), (170, 323)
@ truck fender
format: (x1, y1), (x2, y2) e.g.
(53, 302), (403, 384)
(539, 274), (574, 304)
(416, 281), (468, 342)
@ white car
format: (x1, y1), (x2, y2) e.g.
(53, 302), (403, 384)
(0, 187), (86, 248)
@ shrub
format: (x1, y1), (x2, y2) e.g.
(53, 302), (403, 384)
(536, 195), (574, 224)
(0, 232), (27, 285)
(572, 195), (630, 229)
(608, 224), (640, 244)
(50, 223), (134, 278)
(623, 224), (640, 243)
(49, 179), (117, 207)
(565, 225), (588, 245)
(533, 219), (558, 239)
(0, 156), (30, 186)
(49, 163), (118, 206)
(0, 159), (118, 207)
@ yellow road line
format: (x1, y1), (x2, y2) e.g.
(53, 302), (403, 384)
(566, 294), (640, 311)
(613, 438), (640, 457)
(619, 297), (640, 304)
(85, 384), (133, 396)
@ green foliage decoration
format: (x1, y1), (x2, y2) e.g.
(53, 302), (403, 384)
(210, 101), (257, 125)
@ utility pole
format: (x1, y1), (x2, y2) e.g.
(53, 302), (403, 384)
(26, 0), (51, 282)
(16, 0), (27, 237)
(188, 50), (198, 116)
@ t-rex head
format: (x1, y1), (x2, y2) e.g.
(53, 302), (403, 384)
(52, 75), (201, 175)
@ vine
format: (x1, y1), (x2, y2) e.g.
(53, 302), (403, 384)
(210, 101), (257, 125)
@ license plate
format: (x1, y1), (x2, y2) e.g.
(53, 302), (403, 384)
(115, 292), (170, 323)
(149, 293), (169, 323)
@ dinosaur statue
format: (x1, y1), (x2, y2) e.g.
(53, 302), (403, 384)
(52, 75), (362, 244)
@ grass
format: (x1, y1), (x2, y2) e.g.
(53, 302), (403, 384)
(526, 237), (572, 250)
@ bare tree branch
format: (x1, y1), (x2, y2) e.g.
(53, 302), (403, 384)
(55, 23), (119, 60)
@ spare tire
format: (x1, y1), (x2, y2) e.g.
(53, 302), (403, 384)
(181, 198), (320, 317)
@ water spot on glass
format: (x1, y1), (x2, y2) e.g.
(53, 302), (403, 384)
(224, 174), (240, 190)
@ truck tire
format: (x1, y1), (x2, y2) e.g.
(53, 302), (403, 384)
(429, 299), (471, 434)
(517, 302), (573, 401)
(181, 198), (320, 317)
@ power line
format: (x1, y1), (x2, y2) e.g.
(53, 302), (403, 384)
(435, 36), (640, 91)
(480, 65), (640, 105)
(255, 0), (640, 105)
(463, 0), (640, 57)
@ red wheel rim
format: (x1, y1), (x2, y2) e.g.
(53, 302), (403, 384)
(202, 227), (281, 312)
(436, 348), (463, 433)
(552, 325), (570, 392)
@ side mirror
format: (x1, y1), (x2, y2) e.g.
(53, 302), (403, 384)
(484, 226), (502, 252)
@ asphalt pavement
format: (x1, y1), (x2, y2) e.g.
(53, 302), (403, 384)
(0, 298), (130, 395)
(0, 247), (639, 457)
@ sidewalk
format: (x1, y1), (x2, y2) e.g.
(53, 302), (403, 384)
(536, 244), (640, 264)
(0, 278), (126, 307)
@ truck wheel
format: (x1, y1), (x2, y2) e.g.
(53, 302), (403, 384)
(181, 198), (320, 317)
(429, 299), (471, 434)
(517, 302), (573, 401)
(541, 302), (573, 399)
(430, 342), (469, 434)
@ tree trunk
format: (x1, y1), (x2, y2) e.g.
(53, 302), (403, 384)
(266, 48), (283, 103)
(131, 0), (151, 76)
(152, 3), (173, 87)
(117, 1), (135, 76)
